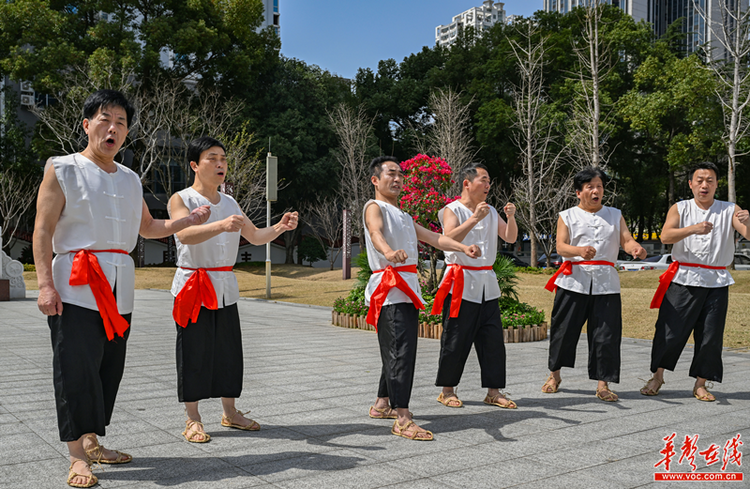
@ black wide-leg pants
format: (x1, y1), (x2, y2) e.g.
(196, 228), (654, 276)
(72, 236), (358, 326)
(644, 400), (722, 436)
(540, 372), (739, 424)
(548, 288), (622, 383)
(435, 294), (506, 389)
(49, 303), (131, 442)
(650, 283), (728, 382)
(376, 303), (419, 409)
(176, 303), (243, 402)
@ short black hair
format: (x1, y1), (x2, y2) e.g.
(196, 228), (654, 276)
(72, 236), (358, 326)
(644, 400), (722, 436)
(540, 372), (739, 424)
(460, 163), (489, 183)
(369, 156), (399, 178)
(187, 136), (226, 167)
(82, 89), (135, 128)
(573, 166), (608, 191)
(688, 162), (719, 181)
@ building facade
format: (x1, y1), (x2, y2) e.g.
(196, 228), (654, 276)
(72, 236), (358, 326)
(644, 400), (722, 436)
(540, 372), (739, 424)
(543, 0), (744, 59)
(260, 0), (280, 36)
(435, 1), (506, 47)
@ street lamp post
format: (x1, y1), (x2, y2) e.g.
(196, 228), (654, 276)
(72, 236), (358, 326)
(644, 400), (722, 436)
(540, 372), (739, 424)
(265, 152), (278, 299)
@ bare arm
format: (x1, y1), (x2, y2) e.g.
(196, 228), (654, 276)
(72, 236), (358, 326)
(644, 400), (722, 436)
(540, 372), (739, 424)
(415, 223), (481, 258)
(499, 203), (518, 243)
(660, 204), (713, 244)
(140, 200), (211, 239)
(240, 211), (298, 246)
(33, 164), (65, 316)
(555, 215), (596, 259)
(364, 203), (408, 263)
(733, 206), (750, 240)
(619, 216), (647, 259)
(442, 205), (485, 242)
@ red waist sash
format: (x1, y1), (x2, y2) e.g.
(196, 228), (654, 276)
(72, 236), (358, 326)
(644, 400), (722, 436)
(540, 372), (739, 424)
(431, 264), (494, 318)
(69, 249), (130, 341)
(544, 260), (616, 292)
(650, 261), (727, 309)
(366, 265), (424, 331)
(173, 266), (234, 328)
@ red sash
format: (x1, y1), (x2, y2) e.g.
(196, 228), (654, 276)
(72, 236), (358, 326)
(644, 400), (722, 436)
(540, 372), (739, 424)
(173, 266), (234, 327)
(69, 249), (131, 341)
(650, 261), (727, 309)
(544, 260), (616, 292)
(366, 265), (424, 331)
(431, 264), (494, 318)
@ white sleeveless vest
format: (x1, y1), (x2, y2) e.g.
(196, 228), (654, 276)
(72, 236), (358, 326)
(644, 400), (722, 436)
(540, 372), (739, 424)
(362, 200), (423, 307)
(49, 153), (143, 314)
(555, 205), (622, 295)
(170, 187), (243, 308)
(437, 200), (501, 302)
(672, 199), (735, 288)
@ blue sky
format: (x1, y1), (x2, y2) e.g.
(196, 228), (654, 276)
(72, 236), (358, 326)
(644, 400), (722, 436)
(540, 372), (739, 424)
(280, 1), (541, 79)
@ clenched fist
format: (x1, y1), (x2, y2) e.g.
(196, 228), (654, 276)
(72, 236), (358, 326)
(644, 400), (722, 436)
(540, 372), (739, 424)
(579, 246), (596, 260)
(385, 249), (408, 264)
(692, 221), (713, 235)
(464, 244), (482, 259)
(503, 202), (516, 218)
(222, 215), (245, 233)
(472, 202), (490, 222)
(736, 209), (749, 225)
(186, 205), (211, 226)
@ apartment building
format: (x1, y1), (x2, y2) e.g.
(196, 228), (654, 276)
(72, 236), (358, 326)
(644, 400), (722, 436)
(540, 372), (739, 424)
(435, 1), (507, 47)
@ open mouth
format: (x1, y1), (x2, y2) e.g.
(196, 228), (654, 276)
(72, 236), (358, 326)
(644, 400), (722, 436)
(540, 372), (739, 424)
(217, 171), (225, 177)
(105, 136), (116, 147)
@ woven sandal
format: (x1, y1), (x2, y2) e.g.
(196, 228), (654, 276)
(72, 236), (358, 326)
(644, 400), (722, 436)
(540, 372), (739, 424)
(484, 393), (517, 409)
(596, 384), (619, 402)
(437, 391), (463, 408)
(182, 419), (211, 443)
(83, 434), (132, 465)
(391, 419), (434, 441)
(221, 409), (260, 431)
(369, 405), (397, 419)
(639, 377), (665, 396)
(693, 385), (716, 402)
(541, 374), (561, 393)
(67, 459), (97, 488)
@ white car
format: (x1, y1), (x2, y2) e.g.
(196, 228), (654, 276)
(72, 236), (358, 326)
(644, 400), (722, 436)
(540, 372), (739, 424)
(619, 254), (673, 271)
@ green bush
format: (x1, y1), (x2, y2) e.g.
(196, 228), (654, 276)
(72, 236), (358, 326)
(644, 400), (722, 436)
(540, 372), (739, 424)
(493, 254), (520, 301)
(20, 245), (34, 265)
(297, 235), (327, 266)
(23, 263), (35, 272)
(498, 296), (545, 328)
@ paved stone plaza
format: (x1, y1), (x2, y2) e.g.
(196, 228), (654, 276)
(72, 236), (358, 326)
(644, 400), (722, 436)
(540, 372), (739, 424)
(1, 289), (748, 488)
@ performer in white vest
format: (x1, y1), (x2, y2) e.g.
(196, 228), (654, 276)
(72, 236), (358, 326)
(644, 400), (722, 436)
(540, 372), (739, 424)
(541, 167), (646, 402)
(34, 90), (210, 488)
(168, 137), (298, 443)
(431, 164), (518, 409)
(364, 156), (480, 441)
(641, 162), (749, 401)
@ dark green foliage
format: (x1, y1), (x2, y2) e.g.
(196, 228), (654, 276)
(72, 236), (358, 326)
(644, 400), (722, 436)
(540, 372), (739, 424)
(297, 235), (327, 266)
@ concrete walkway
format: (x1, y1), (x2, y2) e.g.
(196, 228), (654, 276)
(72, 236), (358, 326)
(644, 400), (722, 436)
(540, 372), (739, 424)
(0, 289), (748, 488)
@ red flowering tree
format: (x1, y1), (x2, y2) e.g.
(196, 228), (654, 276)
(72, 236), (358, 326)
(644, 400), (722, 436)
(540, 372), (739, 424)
(399, 154), (457, 293)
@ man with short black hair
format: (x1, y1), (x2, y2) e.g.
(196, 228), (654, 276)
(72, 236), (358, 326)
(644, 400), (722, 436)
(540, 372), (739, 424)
(364, 156), (481, 441)
(432, 163), (519, 409)
(541, 167), (646, 402)
(641, 162), (749, 401)
(34, 89), (210, 488)
(169, 136), (298, 443)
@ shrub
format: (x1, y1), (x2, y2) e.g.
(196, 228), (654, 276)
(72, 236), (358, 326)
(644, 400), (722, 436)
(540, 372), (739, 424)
(297, 235), (327, 266)
(494, 254), (519, 301)
(20, 245), (34, 264)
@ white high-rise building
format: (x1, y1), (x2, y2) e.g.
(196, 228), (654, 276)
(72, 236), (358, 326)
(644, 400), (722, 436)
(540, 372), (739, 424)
(436, 1), (506, 47)
(260, 0), (280, 36)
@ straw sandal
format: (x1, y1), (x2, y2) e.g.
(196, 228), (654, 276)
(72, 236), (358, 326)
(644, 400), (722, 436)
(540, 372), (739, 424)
(693, 385), (716, 402)
(391, 419), (434, 441)
(83, 434), (132, 465)
(639, 377), (665, 396)
(596, 384), (619, 402)
(369, 405), (397, 419)
(484, 393), (517, 409)
(67, 458), (97, 488)
(437, 391), (463, 408)
(541, 374), (561, 393)
(182, 419), (211, 443)
(221, 409), (260, 431)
